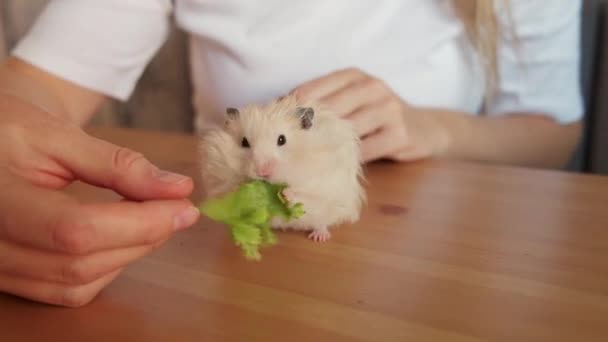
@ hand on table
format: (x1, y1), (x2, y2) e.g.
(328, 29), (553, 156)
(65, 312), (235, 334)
(0, 95), (199, 307)
(292, 68), (451, 163)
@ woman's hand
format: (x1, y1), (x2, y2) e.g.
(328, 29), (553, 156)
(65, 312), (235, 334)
(0, 93), (199, 307)
(292, 67), (581, 169)
(292, 68), (451, 163)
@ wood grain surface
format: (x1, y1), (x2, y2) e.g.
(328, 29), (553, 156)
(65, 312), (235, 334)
(1, 127), (607, 342)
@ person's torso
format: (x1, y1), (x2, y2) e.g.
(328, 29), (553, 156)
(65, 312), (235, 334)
(173, 0), (485, 131)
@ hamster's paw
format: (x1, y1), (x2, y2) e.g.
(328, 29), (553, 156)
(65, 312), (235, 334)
(308, 228), (331, 242)
(281, 188), (298, 204)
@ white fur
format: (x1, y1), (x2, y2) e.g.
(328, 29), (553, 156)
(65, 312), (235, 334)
(199, 95), (366, 239)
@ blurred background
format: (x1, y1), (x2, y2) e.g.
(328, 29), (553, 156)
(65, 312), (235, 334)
(0, 0), (606, 175)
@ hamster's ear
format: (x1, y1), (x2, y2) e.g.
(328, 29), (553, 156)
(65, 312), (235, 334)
(295, 107), (314, 129)
(226, 107), (240, 119)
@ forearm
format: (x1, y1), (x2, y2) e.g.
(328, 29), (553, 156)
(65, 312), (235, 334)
(0, 57), (106, 125)
(434, 109), (582, 169)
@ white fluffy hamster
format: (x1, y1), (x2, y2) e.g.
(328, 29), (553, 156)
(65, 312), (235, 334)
(199, 94), (366, 242)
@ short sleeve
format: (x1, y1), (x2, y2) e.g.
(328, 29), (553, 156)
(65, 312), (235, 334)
(11, 0), (172, 101)
(487, 0), (584, 123)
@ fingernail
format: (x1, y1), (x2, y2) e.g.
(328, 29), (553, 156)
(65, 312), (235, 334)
(173, 206), (200, 231)
(156, 169), (190, 184)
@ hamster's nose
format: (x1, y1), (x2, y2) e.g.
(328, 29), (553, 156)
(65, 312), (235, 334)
(255, 162), (275, 178)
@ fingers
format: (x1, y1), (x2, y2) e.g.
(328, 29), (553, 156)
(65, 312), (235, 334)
(321, 78), (389, 118)
(292, 67), (434, 163)
(293, 68), (367, 102)
(360, 124), (412, 163)
(57, 200), (198, 253)
(0, 181), (199, 254)
(0, 238), (164, 286)
(45, 126), (193, 201)
(360, 127), (427, 163)
(293, 68), (404, 140)
(0, 268), (123, 308)
(360, 128), (401, 163)
(345, 98), (402, 137)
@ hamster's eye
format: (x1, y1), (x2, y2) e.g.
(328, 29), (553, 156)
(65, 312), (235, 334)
(241, 137), (250, 148)
(277, 134), (286, 146)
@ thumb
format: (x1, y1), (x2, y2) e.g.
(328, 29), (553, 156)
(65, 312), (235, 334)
(49, 127), (193, 201)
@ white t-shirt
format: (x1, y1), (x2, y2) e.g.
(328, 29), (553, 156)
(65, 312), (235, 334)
(12, 0), (584, 132)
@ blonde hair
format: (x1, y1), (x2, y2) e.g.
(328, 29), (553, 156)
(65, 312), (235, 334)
(452, 0), (516, 101)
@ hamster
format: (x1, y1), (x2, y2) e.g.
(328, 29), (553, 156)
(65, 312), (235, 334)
(198, 94), (366, 242)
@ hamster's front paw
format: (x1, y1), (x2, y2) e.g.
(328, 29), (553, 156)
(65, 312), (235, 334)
(308, 228), (331, 242)
(281, 188), (298, 204)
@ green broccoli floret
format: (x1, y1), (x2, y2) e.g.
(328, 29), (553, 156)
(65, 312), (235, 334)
(198, 180), (305, 261)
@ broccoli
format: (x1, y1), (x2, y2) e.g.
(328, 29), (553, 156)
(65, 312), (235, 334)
(198, 180), (305, 261)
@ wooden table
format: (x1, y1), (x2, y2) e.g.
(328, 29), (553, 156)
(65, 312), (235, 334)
(2, 127), (608, 342)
